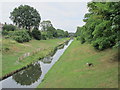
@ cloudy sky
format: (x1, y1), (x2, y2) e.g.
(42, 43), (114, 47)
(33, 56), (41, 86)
(0, 1), (91, 32)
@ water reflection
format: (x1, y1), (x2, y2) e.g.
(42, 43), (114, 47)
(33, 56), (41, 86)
(12, 62), (42, 85)
(65, 40), (69, 45)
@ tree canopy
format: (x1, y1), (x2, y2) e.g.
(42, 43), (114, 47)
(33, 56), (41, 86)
(10, 5), (41, 31)
(75, 1), (120, 50)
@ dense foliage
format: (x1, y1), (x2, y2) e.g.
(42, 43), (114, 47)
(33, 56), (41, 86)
(2, 24), (16, 31)
(75, 2), (120, 50)
(12, 30), (31, 43)
(40, 20), (69, 39)
(32, 29), (41, 40)
(10, 5), (41, 30)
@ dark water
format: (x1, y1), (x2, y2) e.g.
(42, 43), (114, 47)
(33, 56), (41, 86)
(1, 39), (73, 88)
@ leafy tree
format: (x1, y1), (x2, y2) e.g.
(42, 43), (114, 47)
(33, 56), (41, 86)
(56, 29), (65, 38)
(47, 26), (57, 38)
(64, 31), (69, 37)
(40, 20), (53, 31)
(10, 5), (41, 31)
(76, 1), (120, 50)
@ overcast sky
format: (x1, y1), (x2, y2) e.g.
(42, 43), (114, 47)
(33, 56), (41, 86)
(0, 1), (91, 32)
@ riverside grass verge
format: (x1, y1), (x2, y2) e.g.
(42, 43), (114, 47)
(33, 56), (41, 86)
(37, 39), (118, 88)
(1, 38), (69, 78)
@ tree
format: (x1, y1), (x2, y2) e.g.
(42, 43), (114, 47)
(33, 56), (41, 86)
(10, 5), (41, 31)
(40, 20), (53, 31)
(56, 29), (65, 38)
(76, 1), (120, 50)
(64, 31), (69, 37)
(40, 20), (58, 38)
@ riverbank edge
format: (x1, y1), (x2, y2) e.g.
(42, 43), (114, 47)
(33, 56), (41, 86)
(0, 38), (70, 81)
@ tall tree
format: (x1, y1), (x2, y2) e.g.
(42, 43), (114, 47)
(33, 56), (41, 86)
(10, 5), (41, 31)
(40, 20), (53, 31)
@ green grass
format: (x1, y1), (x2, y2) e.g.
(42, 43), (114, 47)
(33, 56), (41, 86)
(2, 38), (69, 77)
(37, 39), (118, 88)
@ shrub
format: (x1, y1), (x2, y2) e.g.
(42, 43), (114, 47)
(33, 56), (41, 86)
(76, 36), (81, 40)
(12, 30), (31, 43)
(2, 24), (16, 31)
(92, 37), (111, 50)
(80, 37), (85, 44)
(32, 29), (41, 40)
(41, 34), (47, 40)
(2, 30), (9, 36)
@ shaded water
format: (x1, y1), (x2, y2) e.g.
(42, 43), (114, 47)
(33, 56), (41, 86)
(1, 39), (73, 88)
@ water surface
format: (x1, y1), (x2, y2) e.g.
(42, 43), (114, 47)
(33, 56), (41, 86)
(1, 39), (73, 88)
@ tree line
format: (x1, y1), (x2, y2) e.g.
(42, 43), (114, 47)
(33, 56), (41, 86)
(2, 5), (69, 43)
(75, 1), (120, 50)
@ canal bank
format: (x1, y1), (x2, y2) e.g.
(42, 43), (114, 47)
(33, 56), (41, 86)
(1, 39), (73, 88)
(38, 40), (118, 88)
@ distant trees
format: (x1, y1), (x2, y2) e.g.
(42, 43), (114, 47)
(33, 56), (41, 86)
(40, 20), (69, 39)
(10, 5), (41, 31)
(76, 1), (120, 50)
(40, 20), (53, 31)
(2, 5), (69, 43)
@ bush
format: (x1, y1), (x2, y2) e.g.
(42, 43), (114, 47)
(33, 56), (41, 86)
(2, 24), (16, 31)
(32, 29), (41, 40)
(80, 37), (85, 44)
(2, 30), (9, 36)
(12, 30), (31, 43)
(41, 34), (47, 40)
(76, 36), (81, 40)
(92, 37), (111, 50)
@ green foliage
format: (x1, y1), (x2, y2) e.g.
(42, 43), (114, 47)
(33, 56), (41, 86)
(2, 30), (9, 36)
(47, 26), (57, 39)
(10, 5), (41, 30)
(80, 37), (86, 44)
(76, 2), (120, 50)
(64, 31), (69, 37)
(41, 34), (47, 40)
(40, 20), (53, 31)
(2, 24), (16, 31)
(12, 30), (31, 43)
(32, 29), (41, 40)
(75, 27), (81, 37)
(56, 29), (65, 38)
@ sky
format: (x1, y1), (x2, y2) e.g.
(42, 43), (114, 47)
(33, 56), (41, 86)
(0, 1), (91, 33)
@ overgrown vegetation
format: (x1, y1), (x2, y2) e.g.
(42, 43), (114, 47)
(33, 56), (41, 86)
(75, 2), (120, 50)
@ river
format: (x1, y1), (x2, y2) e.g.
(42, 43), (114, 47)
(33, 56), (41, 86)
(1, 39), (73, 88)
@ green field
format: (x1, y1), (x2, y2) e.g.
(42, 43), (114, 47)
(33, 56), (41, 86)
(2, 38), (68, 77)
(38, 39), (118, 88)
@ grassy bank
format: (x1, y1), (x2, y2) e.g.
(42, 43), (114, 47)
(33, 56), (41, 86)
(2, 38), (69, 78)
(38, 39), (118, 88)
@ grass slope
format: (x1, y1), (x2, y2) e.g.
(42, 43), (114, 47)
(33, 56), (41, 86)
(38, 40), (118, 88)
(2, 38), (68, 77)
